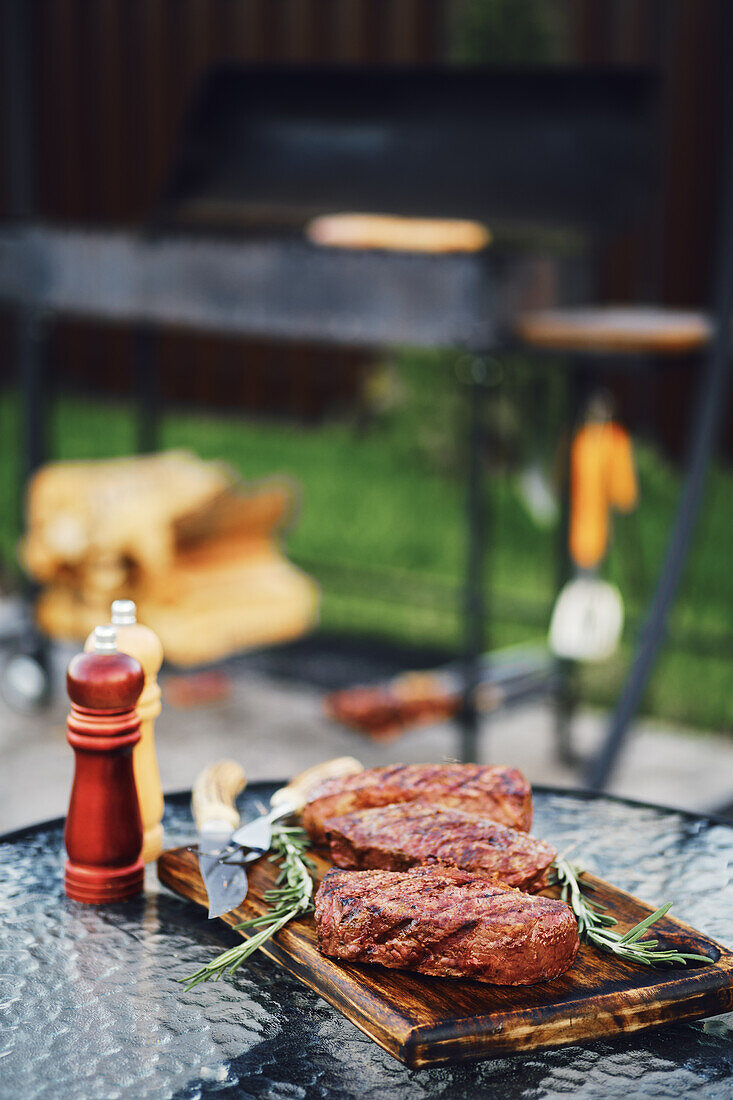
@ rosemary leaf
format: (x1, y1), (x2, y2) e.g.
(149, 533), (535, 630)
(618, 903), (673, 944)
(550, 858), (712, 969)
(181, 825), (315, 990)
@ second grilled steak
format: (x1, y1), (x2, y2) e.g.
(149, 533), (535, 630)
(324, 803), (556, 891)
(303, 763), (532, 844)
(315, 864), (579, 985)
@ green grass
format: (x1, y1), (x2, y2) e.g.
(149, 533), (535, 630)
(3, 359), (733, 733)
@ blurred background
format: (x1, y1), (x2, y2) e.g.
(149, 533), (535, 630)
(1, 0), (732, 830)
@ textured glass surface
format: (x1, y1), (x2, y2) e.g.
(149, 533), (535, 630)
(1, 785), (732, 1099)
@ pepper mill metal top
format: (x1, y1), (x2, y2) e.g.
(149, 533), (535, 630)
(111, 599), (137, 626)
(92, 624), (118, 653)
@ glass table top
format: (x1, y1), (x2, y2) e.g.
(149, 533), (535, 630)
(1, 783), (732, 1099)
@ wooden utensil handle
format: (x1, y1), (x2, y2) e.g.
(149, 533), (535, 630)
(192, 760), (246, 831)
(270, 756), (363, 814)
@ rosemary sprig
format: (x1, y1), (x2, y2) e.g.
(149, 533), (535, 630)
(182, 825), (315, 990)
(550, 857), (712, 968)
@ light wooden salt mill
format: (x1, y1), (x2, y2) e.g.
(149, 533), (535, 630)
(85, 599), (164, 862)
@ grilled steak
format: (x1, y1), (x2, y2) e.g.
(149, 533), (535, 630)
(324, 803), (555, 891)
(303, 763), (532, 844)
(315, 864), (579, 985)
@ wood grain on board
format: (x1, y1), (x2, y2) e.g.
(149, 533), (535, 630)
(158, 844), (733, 1069)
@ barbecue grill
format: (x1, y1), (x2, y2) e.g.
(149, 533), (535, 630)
(4, 25), (693, 774)
(1, 66), (659, 350)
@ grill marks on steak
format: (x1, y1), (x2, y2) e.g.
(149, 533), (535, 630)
(315, 864), (579, 985)
(307, 764), (573, 986)
(303, 763), (532, 844)
(323, 803), (556, 891)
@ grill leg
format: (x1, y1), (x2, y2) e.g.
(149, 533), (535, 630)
(134, 328), (160, 453)
(459, 358), (488, 764)
(18, 310), (48, 483)
(3, 0), (52, 700)
(586, 13), (733, 791)
(554, 359), (590, 766)
(17, 308), (51, 688)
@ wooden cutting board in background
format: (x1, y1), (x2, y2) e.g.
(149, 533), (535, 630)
(158, 846), (733, 1069)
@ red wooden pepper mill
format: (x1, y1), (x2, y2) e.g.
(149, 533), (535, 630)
(64, 625), (146, 903)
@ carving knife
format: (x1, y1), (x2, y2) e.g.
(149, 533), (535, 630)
(193, 757), (363, 919)
(230, 756), (363, 854)
(192, 760), (248, 919)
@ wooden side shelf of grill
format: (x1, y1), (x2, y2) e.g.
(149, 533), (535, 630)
(516, 306), (712, 355)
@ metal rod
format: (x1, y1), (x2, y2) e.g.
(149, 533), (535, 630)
(17, 309), (48, 482)
(134, 328), (160, 453)
(2, 0), (43, 485)
(553, 361), (590, 766)
(458, 357), (488, 764)
(3, 0), (51, 690)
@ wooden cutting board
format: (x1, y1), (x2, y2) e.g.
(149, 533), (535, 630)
(158, 845), (733, 1068)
